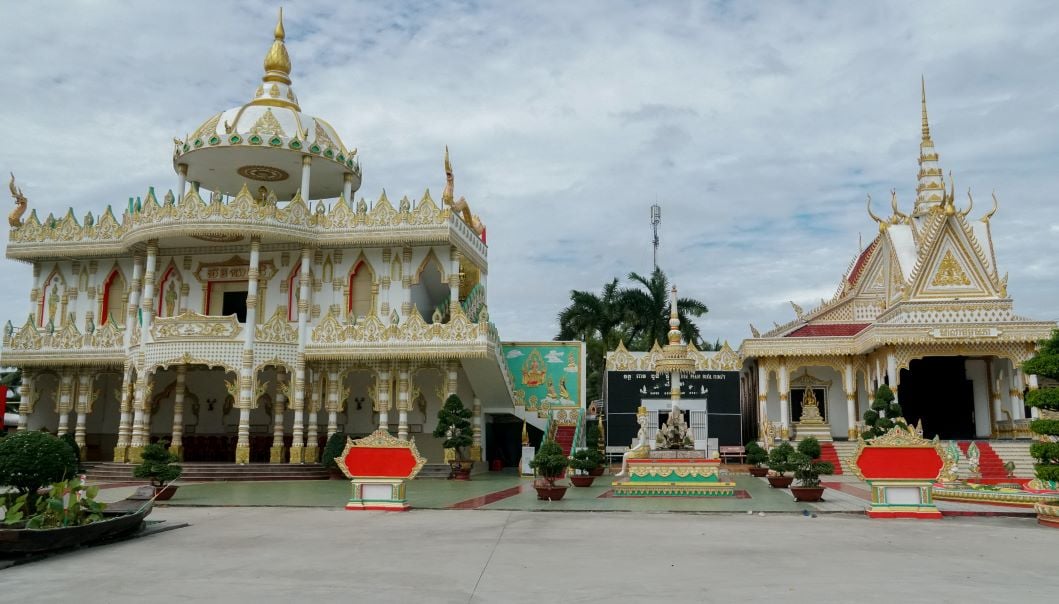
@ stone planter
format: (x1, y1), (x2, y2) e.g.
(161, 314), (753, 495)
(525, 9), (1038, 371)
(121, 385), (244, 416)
(767, 475), (794, 489)
(154, 485), (179, 501)
(589, 466), (605, 477)
(1035, 501), (1059, 529)
(791, 486), (825, 502)
(749, 467), (769, 477)
(570, 475), (596, 487)
(535, 483), (569, 501)
(450, 461), (473, 480)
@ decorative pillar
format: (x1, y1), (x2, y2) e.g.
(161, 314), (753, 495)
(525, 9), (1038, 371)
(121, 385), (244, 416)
(114, 363), (134, 461)
(290, 246), (312, 464)
(74, 372), (90, 457)
(397, 363), (410, 441)
(326, 365), (340, 439)
(56, 371), (73, 437)
(778, 360), (789, 439)
(176, 163), (188, 200)
(756, 363), (768, 441)
(471, 396), (482, 460)
(1028, 374), (1041, 419)
(992, 371), (1004, 438)
(271, 370), (287, 463)
(235, 237), (261, 464)
(124, 256), (143, 350)
(171, 365), (187, 460)
(1011, 368), (1025, 421)
(300, 155), (312, 202)
(377, 365), (392, 432)
(886, 350), (899, 404)
(448, 247), (461, 316)
(342, 172), (353, 204)
(17, 370), (33, 431)
(305, 369), (322, 462)
(128, 372), (150, 463)
(844, 360), (857, 440)
(141, 241), (159, 335)
(401, 247), (413, 318)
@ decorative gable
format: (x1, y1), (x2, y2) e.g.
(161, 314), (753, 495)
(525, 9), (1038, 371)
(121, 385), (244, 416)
(908, 217), (997, 300)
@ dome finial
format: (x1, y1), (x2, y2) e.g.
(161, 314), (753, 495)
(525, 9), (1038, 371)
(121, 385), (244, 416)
(920, 75), (932, 144)
(263, 7), (292, 84)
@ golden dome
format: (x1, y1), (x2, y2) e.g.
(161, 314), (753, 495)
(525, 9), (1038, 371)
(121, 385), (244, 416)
(263, 8), (292, 85)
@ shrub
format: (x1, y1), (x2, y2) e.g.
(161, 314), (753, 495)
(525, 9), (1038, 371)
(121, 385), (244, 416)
(1029, 419), (1059, 437)
(796, 436), (822, 460)
(745, 442), (768, 467)
(530, 439), (569, 484)
(790, 437), (835, 488)
(60, 432), (81, 464)
(4, 477), (107, 529)
(0, 431), (78, 497)
(321, 432), (348, 470)
(767, 441), (796, 476)
(569, 447), (604, 473)
(132, 441), (182, 487)
(862, 384), (904, 440)
(1023, 328), (1059, 483)
(432, 394), (473, 459)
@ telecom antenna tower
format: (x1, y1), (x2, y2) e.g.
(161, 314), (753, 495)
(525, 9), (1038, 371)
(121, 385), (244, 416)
(650, 203), (661, 269)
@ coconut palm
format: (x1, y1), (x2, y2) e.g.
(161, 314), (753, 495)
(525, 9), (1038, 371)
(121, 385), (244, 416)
(619, 268), (708, 349)
(556, 278), (623, 347)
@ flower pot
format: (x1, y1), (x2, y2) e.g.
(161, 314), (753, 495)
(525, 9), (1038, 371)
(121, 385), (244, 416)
(570, 475), (596, 487)
(767, 475), (794, 489)
(154, 485), (178, 501)
(1035, 501), (1059, 529)
(749, 467), (769, 478)
(791, 486), (825, 502)
(589, 466), (605, 477)
(534, 484), (569, 501)
(450, 461), (473, 480)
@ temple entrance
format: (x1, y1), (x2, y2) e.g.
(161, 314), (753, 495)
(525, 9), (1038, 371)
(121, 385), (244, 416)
(898, 357), (976, 440)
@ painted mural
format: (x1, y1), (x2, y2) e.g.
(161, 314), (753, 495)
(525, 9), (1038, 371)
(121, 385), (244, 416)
(502, 341), (585, 412)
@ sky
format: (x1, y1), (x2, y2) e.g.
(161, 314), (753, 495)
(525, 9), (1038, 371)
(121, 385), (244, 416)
(1, 0), (1057, 345)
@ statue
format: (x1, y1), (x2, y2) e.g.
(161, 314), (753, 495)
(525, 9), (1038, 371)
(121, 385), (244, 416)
(8, 173), (28, 228)
(799, 387), (824, 423)
(356, 198), (368, 214)
(939, 440), (961, 483)
(559, 376), (570, 400)
(47, 283), (59, 325)
(165, 281), (178, 317)
(441, 147), (486, 238)
(615, 407), (651, 478)
(967, 442), (981, 477)
(546, 378), (558, 400)
(655, 403), (694, 450)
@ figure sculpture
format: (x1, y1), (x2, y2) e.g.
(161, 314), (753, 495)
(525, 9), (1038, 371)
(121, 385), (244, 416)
(441, 147), (485, 238)
(655, 403), (694, 450)
(615, 407), (651, 478)
(8, 173), (28, 228)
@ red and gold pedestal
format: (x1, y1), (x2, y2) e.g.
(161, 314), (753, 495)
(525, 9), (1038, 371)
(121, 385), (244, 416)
(337, 430), (426, 512)
(850, 425), (952, 519)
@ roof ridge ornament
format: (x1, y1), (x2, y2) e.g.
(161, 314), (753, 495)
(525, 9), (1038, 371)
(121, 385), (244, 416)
(866, 194), (887, 232)
(263, 8), (292, 85)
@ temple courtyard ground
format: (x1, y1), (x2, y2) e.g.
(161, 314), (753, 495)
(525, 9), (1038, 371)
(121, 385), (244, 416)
(2, 506), (1057, 603)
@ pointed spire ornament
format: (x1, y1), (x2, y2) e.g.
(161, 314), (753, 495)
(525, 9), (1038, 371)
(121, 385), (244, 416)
(263, 8), (292, 84)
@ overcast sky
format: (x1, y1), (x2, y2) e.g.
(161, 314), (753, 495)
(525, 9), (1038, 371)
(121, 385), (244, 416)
(1, 1), (1057, 345)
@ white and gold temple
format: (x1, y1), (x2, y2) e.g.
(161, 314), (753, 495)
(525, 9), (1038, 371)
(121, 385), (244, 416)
(1, 11), (517, 465)
(739, 80), (1056, 443)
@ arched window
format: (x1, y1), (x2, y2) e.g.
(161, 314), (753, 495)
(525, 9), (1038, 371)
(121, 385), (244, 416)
(286, 264), (301, 322)
(411, 251), (447, 322)
(347, 259), (374, 320)
(100, 269), (127, 326)
(39, 269), (66, 327)
(156, 264), (183, 318)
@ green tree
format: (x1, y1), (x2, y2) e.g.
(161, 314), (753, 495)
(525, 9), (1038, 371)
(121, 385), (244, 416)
(619, 268), (708, 349)
(1024, 329), (1059, 483)
(0, 431), (78, 504)
(556, 279), (625, 402)
(861, 384), (904, 440)
(132, 441), (182, 487)
(433, 394), (473, 458)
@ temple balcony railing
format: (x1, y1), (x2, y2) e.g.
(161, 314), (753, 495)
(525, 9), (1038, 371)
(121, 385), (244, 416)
(0, 318), (125, 367)
(6, 186), (487, 268)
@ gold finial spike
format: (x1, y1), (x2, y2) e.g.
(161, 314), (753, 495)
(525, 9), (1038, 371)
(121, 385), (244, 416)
(921, 75), (932, 143)
(866, 193), (886, 232)
(982, 190), (999, 222)
(263, 7), (292, 84)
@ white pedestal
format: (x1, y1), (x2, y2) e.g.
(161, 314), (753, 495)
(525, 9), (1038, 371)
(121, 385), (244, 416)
(520, 446), (535, 476)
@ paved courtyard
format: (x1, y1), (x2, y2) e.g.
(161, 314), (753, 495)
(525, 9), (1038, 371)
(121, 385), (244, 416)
(2, 506), (1057, 603)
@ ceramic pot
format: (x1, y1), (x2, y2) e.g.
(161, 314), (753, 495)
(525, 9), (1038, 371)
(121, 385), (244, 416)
(749, 467), (769, 477)
(589, 466), (605, 477)
(154, 485), (179, 501)
(570, 475), (596, 487)
(767, 475), (794, 489)
(791, 486), (825, 502)
(450, 461), (473, 480)
(534, 484), (569, 501)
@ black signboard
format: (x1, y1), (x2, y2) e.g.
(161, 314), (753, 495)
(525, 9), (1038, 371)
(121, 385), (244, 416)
(605, 370), (742, 449)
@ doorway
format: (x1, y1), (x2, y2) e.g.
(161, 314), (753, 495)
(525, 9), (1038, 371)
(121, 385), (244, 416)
(222, 291), (248, 322)
(898, 357), (976, 440)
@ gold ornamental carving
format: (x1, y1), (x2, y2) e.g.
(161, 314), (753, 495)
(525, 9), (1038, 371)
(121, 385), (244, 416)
(152, 311), (242, 340)
(336, 429), (427, 480)
(930, 251), (971, 287)
(237, 165), (290, 182)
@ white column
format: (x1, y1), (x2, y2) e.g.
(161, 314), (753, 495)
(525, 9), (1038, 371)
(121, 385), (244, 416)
(844, 360), (857, 439)
(236, 237), (261, 464)
(1011, 368), (1025, 421)
(17, 370), (33, 431)
(74, 372), (90, 455)
(471, 396), (482, 460)
(171, 365), (186, 459)
(115, 364), (134, 461)
(757, 363), (768, 441)
(992, 368), (1004, 436)
(306, 369), (321, 462)
(778, 360), (789, 438)
(342, 173), (353, 204)
(377, 365), (391, 432)
(176, 163), (188, 201)
(326, 365), (339, 439)
(448, 248), (461, 315)
(56, 371), (73, 436)
(141, 241), (159, 336)
(886, 350), (899, 404)
(129, 372), (149, 462)
(397, 363), (410, 441)
(290, 246), (312, 464)
(300, 156), (312, 202)
(124, 256), (143, 349)
(271, 370), (287, 463)
(1028, 374), (1041, 419)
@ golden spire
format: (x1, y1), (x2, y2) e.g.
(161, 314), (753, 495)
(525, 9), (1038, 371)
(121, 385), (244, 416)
(920, 75), (932, 145)
(263, 8), (292, 85)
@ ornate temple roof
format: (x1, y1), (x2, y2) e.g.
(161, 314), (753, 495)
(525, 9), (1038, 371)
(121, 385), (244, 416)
(173, 9), (360, 201)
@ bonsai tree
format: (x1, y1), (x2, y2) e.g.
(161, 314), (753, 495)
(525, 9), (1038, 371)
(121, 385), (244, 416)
(433, 394), (473, 461)
(746, 442), (768, 467)
(861, 384), (905, 440)
(1024, 328), (1059, 484)
(530, 439), (569, 486)
(767, 441), (796, 476)
(133, 441), (183, 488)
(0, 431), (78, 506)
(321, 432), (348, 470)
(569, 447), (605, 475)
(789, 436), (835, 488)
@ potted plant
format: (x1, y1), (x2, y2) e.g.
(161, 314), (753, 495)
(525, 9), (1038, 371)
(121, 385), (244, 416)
(530, 439), (570, 500)
(321, 432), (348, 479)
(766, 441), (796, 488)
(788, 436), (834, 502)
(584, 423), (606, 476)
(132, 441), (182, 500)
(1023, 328), (1059, 527)
(746, 442), (769, 477)
(569, 447), (605, 487)
(433, 394), (474, 480)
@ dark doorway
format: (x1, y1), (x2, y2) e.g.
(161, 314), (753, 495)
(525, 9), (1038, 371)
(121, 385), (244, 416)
(898, 357), (976, 440)
(486, 415), (542, 468)
(222, 290), (248, 322)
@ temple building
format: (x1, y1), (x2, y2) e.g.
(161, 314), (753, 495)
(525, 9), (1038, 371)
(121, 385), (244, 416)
(739, 81), (1056, 444)
(1, 11), (519, 465)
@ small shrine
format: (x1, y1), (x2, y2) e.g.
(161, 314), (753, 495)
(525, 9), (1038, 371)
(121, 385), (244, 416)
(612, 287), (735, 497)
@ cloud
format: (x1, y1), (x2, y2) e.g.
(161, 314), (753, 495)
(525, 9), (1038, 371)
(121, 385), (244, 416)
(505, 350), (524, 359)
(544, 350), (564, 364)
(2, 1), (1058, 342)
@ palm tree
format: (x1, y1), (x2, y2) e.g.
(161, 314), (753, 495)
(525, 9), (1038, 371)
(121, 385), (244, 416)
(619, 268), (708, 349)
(556, 279), (623, 348)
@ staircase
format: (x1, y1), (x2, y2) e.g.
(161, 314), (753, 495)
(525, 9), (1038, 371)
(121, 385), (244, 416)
(83, 462), (330, 483)
(816, 442), (843, 475)
(957, 441), (1012, 483)
(418, 464), (455, 479)
(829, 441), (859, 475)
(987, 442), (1037, 478)
(552, 424), (577, 478)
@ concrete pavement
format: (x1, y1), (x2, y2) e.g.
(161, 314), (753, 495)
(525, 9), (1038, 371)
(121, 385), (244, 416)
(2, 507), (1056, 603)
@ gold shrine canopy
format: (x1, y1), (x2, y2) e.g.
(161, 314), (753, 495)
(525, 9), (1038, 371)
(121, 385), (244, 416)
(174, 9), (360, 201)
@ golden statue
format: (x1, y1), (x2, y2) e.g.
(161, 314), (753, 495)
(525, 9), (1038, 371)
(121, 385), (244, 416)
(47, 283), (59, 325)
(165, 281), (178, 317)
(8, 173), (28, 228)
(441, 147), (485, 238)
(559, 376), (570, 400)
